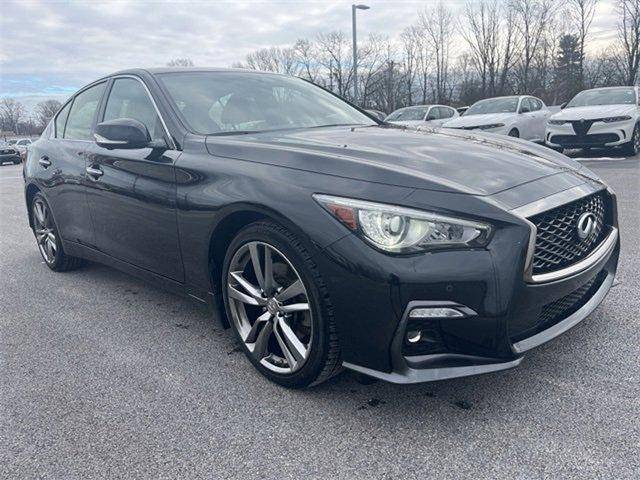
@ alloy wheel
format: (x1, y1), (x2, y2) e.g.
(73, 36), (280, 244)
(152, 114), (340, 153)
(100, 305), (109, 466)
(33, 198), (57, 264)
(227, 241), (313, 374)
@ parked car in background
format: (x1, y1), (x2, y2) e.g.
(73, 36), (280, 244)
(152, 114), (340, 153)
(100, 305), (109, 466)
(365, 109), (386, 121)
(0, 141), (21, 165)
(24, 68), (619, 389)
(14, 138), (33, 160)
(385, 104), (458, 127)
(545, 86), (640, 154)
(443, 95), (551, 142)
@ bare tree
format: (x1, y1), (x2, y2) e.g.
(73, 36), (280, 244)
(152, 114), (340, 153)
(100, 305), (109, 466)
(316, 31), (353, 98)
(293, 39), (321, 82)
(568, 0), (599, 88)
(615, 0), (640, 84)
(512, 0), (554, 93)
(34, 99), (62, 130)
(166, 58), (195, 67)
(0, 98), (26, 134)
(461, 0), (519, 97)
(419, 2), (455, 103)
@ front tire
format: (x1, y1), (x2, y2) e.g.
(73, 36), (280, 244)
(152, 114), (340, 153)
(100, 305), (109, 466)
(508, 128), (519, 138)
(31, 193), (84, 271)
(221, 221), (341, 388)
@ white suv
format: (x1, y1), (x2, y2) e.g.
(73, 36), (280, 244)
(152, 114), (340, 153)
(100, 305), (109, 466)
(545, 86), (640, 155)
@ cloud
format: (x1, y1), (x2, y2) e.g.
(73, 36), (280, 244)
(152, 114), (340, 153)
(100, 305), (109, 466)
(0, 0), (621, 98)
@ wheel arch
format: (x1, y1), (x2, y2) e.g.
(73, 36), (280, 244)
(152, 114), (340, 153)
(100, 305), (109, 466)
(206, 203), (319, 325)
(25, 182), (42, 230)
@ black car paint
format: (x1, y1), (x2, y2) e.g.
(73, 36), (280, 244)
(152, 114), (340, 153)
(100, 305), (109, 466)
(24, 68), (619, 380)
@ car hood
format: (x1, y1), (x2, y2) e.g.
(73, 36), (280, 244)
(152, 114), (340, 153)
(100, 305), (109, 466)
(205, 125), (599, 196)
(551, 104), (636, 121)
(442, 113), (515, 129)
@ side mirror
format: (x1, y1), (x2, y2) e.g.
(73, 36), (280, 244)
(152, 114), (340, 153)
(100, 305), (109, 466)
(94, 118), (153, 150)
(560, 102), (567, 109)
(519, 106), (531, 114)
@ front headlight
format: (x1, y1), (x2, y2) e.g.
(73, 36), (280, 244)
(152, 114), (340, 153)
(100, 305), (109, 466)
(601, 115), (632, 123)
(548, 119), (567, 125)
(313, 194), (492, 253)
(473, 123), (505, 130)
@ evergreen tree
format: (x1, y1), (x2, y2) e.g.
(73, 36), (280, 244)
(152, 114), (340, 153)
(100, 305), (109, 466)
(554, 34), (583, 103)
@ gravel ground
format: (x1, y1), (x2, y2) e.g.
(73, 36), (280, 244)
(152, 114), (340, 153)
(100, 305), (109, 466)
(1, 153), (639, 479)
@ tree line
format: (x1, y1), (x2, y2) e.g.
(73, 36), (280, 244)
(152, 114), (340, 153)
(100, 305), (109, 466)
(3, 0), (640, 136)
(233, 0), (640, 113)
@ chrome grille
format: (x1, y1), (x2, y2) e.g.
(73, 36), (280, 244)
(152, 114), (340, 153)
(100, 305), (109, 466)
(529, 192), (608, 275)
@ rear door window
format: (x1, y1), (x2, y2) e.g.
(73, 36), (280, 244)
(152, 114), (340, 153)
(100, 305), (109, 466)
(64, 82), (106, 140)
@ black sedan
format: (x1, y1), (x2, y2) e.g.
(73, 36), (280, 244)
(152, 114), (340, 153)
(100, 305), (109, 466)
(23, 68), (620, 388)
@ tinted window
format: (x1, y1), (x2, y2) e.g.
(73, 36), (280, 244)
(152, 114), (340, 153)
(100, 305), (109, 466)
(386, 107), (429, 121)
(520, 98), (533, 112)
(439, 107), (454, 119)
(531, 98), (543, 111)
(65, 82), (106, 140)
(159, 72), (374, 135)
(566, 88), (636, 107)
(466, 97), (519, 115)
(427, 107), (440, 120)
(55, 101), (72, 138)
(103, 78), (165, 140)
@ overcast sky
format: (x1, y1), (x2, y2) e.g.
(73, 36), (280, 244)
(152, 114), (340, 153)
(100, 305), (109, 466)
(0, 0), (620, 103)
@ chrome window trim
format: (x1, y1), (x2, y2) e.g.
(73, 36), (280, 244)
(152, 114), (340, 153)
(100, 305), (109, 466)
(108, 74), (177, 150)
(512, 184), (611, 283)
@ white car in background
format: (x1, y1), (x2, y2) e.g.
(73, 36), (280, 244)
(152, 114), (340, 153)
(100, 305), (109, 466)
(385, 104), (459, 128)
(13, 138), (33, 160)
(545, 86), (640, 155)
(442, 95), (551, 142)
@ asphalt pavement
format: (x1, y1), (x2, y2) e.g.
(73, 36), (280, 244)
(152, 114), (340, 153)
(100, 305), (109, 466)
(1, 152), (639, 479)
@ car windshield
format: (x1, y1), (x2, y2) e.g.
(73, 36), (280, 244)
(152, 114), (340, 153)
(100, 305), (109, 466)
(157, 71), (375, 135)
(465, 97), (519, 115)
(385, 107), (428, 121)
(566, 88), (636, 107)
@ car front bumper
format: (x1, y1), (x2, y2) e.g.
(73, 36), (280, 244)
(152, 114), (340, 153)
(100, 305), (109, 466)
(316, 188), (619, 384)
(545, 119), (635, 148)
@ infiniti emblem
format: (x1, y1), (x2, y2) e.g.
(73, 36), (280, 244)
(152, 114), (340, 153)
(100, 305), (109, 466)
(576, 212), (597, 240)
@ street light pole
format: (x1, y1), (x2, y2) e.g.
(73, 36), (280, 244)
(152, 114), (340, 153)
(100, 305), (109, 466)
(352, 4), (369, 105)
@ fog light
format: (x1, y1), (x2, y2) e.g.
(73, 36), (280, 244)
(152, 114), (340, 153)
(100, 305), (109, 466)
(409, 307), (464, 319)
(406, 330), (422, 343)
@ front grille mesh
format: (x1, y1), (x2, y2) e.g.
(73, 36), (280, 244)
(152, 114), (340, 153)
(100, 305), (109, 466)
(529, 192), (608, 275)
(537, 271), (607, 329)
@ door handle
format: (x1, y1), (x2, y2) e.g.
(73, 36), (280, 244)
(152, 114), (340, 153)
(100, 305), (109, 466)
(86, 165), (103, 179)
(39, 156), (51, 168)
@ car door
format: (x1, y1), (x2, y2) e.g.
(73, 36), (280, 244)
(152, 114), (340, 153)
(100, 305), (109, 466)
(36, 82), (106, 248)
(83, 76), (184, 281)
(531, 97), (550, 140)
(518, 98), (537, 140)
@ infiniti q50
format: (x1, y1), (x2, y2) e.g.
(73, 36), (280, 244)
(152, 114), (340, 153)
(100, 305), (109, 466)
(23, 68), (619, 388)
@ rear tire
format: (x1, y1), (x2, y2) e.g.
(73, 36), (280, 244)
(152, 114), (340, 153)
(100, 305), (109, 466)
(31, 193), (84, 272)
(221, 221), (341, 388)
